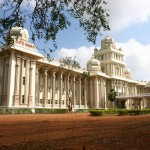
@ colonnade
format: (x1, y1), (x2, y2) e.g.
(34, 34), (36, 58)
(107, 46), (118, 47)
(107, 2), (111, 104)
(89, 77), (106, 108)
(13, 55), (35, 107)
(2, 54), (149, 109)
(35, 67), (88, 108)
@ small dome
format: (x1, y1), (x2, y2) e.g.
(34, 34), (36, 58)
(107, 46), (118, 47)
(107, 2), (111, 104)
(9, 27), (29, 42)
(94, 48), (98, 52)
(146, 81), (150, 87)
(123, 67), (132, 79)
(87, 55), (101, 71)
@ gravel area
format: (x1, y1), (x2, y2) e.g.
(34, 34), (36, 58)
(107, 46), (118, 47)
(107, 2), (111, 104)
(0, 113), (150, 150)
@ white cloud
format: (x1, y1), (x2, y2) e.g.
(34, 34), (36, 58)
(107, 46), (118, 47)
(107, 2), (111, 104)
(55, 46), (94, 69)
(116, 39), (150, 81)
(21, 0), (36, 10)
(56, 39), (150, 81)
(106, 0), (150, 32)
(0, 0), (4, 3)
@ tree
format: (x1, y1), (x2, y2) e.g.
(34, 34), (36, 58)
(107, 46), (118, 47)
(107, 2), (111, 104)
(107, 89), (117, 102)
(60, 56), (81, 69)
(0, 0), (110, 53)
(59, 56), (81, 112)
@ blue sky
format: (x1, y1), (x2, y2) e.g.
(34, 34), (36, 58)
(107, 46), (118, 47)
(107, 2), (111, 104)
(1, 0), (150, 81)
(55, 0), (150, 81)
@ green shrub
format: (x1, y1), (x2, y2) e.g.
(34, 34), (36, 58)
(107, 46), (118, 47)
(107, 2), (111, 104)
(141, 109), (150, 114)
(118, 110), (129, 116)
(90, 109), (150, 116)
(103, 109), (120, 115)
(74, 109), (90, 113)
(35, 108), (68, 114)
(90, 110), (103, 116)
(128, 109), (141, 115)
(6, 108), (32, 114)
(0, 109), (2, 114)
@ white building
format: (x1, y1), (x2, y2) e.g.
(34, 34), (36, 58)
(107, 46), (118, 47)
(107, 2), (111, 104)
(0, 27), (150, 111)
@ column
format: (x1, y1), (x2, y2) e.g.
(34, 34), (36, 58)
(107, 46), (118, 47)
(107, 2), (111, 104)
(59, 72), (62, 108)
(43, 69), (48, 107)
(52, 71), (56, 107)
(19, 58), (24, 104)
(28, 60), (34, 107)
(95, 77), (99, 108)
(35, 66), (40, 106)
(84, 79), (87, 108)
(2, 57), (9, 106)
(14, 56), (21, 106)
(72, 76), (76, 108)
(104, 80), (107, 109)
(78, 78), (81, 108)
(66, 74), (70, 106)
(90, 79), (93, 107)
(24, 59), (29, 105)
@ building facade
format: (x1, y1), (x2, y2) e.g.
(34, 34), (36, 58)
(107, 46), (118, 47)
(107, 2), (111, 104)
(0, 27), (150, 111)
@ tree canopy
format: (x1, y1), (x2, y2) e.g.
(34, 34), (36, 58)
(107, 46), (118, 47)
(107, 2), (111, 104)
(0, 0), (110, 53)
(107, 89), (118, 102)
(60, 56), (81, 69)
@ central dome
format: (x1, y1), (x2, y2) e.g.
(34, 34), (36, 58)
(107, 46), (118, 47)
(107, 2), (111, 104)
(9, 27), (29, 42)
(87, 55), (101, 71)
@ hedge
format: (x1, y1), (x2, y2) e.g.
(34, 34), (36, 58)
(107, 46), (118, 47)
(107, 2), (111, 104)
(6, 108), (32, 114)
(0, 108), (68, 114)
(74, 109), (90, 113)
(90, 110), (103, 116)
(118, 110), (129, 116)
(90, 109), (150, 116)
(34, 108), (68, 114)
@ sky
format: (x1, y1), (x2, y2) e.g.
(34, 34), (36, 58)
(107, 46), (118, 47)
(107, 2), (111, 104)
(55, 0), (150, 81)
(1, 0), (150, 81)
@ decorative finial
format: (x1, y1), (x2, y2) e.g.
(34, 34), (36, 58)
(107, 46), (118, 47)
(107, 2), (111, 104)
(92, 54), (95, 59)
(106, 31), (110, 38)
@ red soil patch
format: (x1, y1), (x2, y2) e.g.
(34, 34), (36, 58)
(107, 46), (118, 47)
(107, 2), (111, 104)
(0, 113), (150, 150)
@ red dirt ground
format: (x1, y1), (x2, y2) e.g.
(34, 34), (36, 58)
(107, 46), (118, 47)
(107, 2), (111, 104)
(0, 113), (150, 150)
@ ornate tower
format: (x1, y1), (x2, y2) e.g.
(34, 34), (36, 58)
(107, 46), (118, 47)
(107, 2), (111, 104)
(94, 36), (126, 77)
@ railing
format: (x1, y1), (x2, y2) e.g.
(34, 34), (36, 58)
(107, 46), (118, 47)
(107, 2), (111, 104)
(117, 93), (150, 99)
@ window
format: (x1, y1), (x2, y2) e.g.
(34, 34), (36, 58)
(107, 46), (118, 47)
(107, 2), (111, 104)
(22, 95), (25, 104)
(48, 74), (50, 79)
(62, 75), (65, 82)
(83, 89), (84, 96)
(40, 73), (43, 78)
(24, 60), (26, 67)
(102, 67), (105, 73)
(48, 99), (50, 104)
(23, 77), (25, 85)
(40, 99), (42, 104)
(55, 75), (58, 81)
(62, 88), (65, 93)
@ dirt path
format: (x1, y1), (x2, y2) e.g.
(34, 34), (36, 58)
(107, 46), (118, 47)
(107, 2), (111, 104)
(0, 113), (150, 150)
